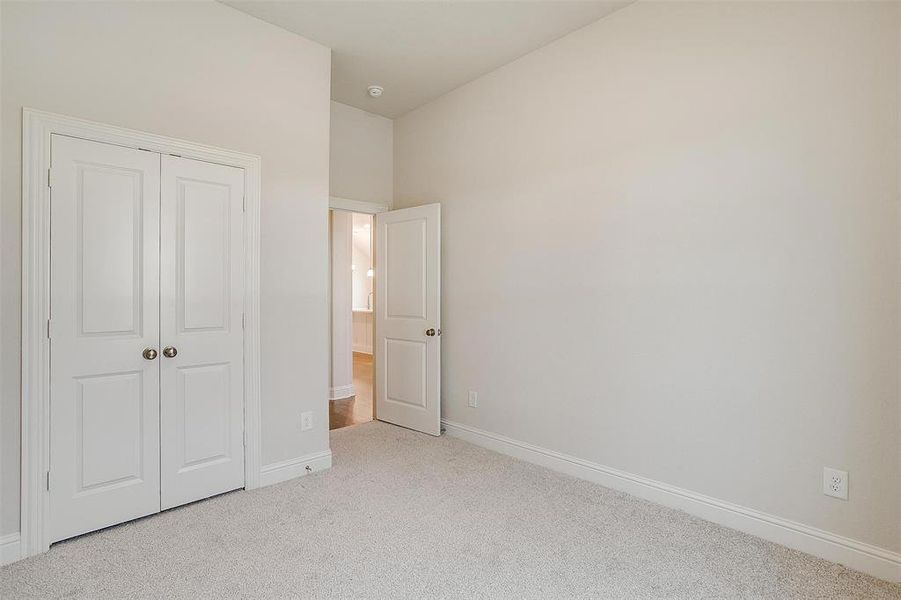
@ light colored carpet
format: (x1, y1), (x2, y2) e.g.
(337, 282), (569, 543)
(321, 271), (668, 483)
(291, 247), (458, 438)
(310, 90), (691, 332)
(1, 421), (898, 599)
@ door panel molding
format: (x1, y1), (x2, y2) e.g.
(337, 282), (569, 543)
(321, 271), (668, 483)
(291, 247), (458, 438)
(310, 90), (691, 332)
(375, 203), (441, 436)
(160, 154), (246, 511)
(47, 135), (163, 543)
(21, 108), (262, 560)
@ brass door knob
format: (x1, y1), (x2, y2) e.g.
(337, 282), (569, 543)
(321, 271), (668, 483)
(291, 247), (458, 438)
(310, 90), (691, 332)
(142, 348), (158, 360)
(425, 328), (436, 337)
(162, 346), (178, 358)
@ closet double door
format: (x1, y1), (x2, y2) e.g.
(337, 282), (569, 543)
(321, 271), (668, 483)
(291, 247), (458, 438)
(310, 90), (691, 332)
(49, 135), (246, 543)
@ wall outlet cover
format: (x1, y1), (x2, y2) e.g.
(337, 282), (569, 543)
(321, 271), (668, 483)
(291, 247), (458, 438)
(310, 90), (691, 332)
(823, 467), (848, 500)
(468, 391), (478, 408)
(301, 411), (313, 431)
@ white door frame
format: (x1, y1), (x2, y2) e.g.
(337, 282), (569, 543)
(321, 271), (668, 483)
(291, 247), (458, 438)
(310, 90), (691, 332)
(328, 196), (389, 215)
(327, 197), (386, 419)
(20, 108), (262, 559)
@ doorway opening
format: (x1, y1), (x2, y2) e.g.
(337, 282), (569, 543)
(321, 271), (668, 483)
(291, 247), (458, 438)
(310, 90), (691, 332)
(329, 210), (375, 429)
(327, 200), (441, 436)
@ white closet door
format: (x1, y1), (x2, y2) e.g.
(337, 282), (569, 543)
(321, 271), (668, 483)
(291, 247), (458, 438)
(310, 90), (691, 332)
(49, 135), (162, 543)
(375, 203), (441, 436)
(159, 155), (245, 510)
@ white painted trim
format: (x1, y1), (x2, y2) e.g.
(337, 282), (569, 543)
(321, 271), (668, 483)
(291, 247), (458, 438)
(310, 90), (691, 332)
(329, 196), (389, 214)
(20, 108), (263, 562)
(442, 419), (901, 584)
(259, 450), (333, 487)
(330, 210), (355, 404)
(329, 384), (355, 400)
(0, 533), (21, 566)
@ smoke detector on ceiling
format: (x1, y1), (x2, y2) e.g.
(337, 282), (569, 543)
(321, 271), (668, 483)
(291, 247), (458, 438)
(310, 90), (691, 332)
(367, 85), (384, 98)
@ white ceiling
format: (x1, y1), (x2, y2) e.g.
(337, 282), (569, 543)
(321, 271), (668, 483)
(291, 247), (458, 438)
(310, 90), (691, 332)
(222, 1), (631, 119)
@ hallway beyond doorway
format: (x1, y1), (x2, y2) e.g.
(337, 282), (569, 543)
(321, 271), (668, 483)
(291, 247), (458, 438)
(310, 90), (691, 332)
(329, 352), (373, 430)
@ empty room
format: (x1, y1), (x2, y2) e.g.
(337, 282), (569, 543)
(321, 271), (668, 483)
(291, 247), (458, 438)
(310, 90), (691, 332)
(0, 1), (899, 598)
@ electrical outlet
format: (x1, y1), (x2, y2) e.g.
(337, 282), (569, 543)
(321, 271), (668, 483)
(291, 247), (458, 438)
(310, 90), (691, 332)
(468, 391), (478, 408)
(823, 467), (848, 500)
(301, 411), (313, 431)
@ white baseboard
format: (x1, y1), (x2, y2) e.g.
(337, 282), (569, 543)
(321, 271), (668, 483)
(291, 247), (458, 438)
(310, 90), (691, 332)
(442, 419), (901, 584)
(1, 532), (21, 566)
(329, 384), (355, 400)
(259, 449), (333, 488)
(0, 451), (333, 567)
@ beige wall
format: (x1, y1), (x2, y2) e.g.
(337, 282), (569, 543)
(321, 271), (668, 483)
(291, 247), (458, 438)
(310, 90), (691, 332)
(395, 1), (900, 552)
(0, 1), (331, 536)
(330, 101), (393, 206)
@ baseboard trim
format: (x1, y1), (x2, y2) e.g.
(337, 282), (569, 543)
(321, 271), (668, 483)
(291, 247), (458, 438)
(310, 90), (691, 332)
(259, 449), (333, 488)
(1, 532), (21, 566)
(329, 384), (355, 400)
(442, 419), (901, 583)
(1, 451), (334, 566)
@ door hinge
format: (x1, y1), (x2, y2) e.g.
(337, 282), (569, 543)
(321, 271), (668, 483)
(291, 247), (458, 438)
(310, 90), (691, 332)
(243, 431), (247, 447)
(242, 313), (245, 329)
(45, 471), (51, 492)
(243, 194), (246, 212)
(47, 318), (52, 340)
(47, 168), (52, 188)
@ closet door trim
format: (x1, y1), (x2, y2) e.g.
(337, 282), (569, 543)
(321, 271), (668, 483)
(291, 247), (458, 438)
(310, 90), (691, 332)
(20, 108), (262, 561)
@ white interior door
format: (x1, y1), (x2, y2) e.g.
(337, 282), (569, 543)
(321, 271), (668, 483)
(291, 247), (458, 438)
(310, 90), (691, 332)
(49, 135), (162, 542)
(375, 204), (441, 436)
(159, 155), (246, 510)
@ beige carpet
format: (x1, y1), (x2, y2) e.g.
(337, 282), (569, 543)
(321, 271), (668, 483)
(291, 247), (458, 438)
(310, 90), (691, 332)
(1, 421), (898, 599)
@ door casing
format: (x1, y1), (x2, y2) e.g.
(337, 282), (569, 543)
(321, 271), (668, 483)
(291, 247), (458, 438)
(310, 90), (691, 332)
(328, 197), (388, 423)
(20, 109), (262, 560)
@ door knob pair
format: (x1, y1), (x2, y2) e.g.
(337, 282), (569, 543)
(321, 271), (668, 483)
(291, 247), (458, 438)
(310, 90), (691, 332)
(142, 347), (178, 360)
(425, 328), (441, 337)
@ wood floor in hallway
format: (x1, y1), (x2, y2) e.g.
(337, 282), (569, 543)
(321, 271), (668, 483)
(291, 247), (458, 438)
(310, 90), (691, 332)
(329, 352), (373, 430)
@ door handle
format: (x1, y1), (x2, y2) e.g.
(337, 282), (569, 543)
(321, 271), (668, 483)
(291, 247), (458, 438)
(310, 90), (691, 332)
(162, 346), (178, 358)
(142, 348), (158, 360)
(425, 328), (441, 337)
